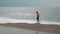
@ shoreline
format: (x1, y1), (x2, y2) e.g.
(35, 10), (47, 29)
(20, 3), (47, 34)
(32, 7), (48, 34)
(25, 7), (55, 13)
(0, 23), (60, 34)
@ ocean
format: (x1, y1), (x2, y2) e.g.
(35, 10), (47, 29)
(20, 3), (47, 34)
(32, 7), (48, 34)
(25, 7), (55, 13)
(0, 7), (60, 25)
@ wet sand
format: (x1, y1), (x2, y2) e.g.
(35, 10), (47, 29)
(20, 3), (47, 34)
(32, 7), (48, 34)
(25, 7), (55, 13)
(0, 23), (60, 34)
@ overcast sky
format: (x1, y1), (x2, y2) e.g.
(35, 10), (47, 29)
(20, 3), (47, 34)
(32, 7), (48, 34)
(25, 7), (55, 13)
(0, 0), (60, 7)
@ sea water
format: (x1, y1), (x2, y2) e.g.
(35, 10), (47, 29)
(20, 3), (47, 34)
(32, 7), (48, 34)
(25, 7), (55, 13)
(0, 7), (60, 25)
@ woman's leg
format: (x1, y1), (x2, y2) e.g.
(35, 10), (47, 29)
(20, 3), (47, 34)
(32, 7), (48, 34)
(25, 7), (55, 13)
(37, 17), (39, 24)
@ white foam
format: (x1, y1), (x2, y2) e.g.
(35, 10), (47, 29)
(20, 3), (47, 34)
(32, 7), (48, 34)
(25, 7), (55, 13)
(40, 21), (60, 25)
(0, 17), (36, 24)
(0, 17), (60, 25)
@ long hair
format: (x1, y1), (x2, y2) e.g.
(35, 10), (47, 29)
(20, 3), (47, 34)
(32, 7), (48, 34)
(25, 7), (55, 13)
(36, 11), (38, 13)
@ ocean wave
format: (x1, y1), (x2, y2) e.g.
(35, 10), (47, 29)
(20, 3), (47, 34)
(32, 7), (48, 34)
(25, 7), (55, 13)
(0, 17), (60, 25)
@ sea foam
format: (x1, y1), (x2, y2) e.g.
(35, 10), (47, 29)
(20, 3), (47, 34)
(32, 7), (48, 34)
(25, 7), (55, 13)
(0, 17), (60, 25)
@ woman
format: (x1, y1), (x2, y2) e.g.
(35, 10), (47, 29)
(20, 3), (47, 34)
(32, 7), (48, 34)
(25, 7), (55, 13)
(36, 11), (40, 24)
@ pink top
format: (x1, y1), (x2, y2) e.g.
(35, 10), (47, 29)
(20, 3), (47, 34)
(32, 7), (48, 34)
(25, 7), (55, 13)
(36, 13), (39, 17)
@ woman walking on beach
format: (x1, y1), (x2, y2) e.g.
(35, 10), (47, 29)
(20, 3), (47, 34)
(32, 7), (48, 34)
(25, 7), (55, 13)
(36, 11), (40, 24)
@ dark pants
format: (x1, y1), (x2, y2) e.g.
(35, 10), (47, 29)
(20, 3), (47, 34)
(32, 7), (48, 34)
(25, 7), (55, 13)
(37, 16), (39, 22)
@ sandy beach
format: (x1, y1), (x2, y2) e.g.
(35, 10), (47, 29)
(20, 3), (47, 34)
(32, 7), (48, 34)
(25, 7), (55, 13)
(0, 23), (60, 34)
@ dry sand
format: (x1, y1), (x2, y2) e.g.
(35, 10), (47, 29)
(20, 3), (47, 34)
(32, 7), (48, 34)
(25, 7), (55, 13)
(0, 23), (60, 34)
